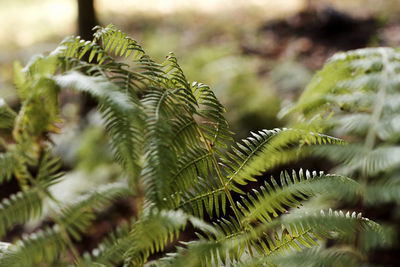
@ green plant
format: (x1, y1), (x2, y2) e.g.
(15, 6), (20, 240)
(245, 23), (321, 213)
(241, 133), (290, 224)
(285, 47), (400, 264)
(0, 25), (378, 266)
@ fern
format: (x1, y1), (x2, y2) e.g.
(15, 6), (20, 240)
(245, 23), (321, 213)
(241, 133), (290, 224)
(0, 226), (67, 267)
(82, 221), (131, 266)
(242, 247), (359, 267)
(0, 190), (43, 238)
(0, 99), (16, 130)
(0, 26), (381, 266)
(0, 152), (15, 183)
(157, 209), (376, 267)
(55, 71), (143, 186)
(286, 47), (400, 264)
(0, 152), (63, 238)
(56, 183), (132, 241)
(241, 170), (359, 224)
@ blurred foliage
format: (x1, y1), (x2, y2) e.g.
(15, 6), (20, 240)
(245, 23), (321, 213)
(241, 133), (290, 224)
(3, 0), (400, 136)
(76, 124), (113, 171)
(285, 47), (400, 265)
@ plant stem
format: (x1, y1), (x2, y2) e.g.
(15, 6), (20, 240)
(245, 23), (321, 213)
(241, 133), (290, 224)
(360, 48), (390, 196)
(196, 127), (241, 223)
(356, 48), (390, 251)
(362, 48), (389, 178)
(31, 158), (84, 267)
(195, 126), (254, 258)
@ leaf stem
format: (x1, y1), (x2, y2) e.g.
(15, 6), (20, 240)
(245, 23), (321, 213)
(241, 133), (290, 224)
(195, 126), (254, 258)
(196, 127), (241, 224)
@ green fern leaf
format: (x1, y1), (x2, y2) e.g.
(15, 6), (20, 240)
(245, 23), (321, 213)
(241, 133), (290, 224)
(55, 72), (143, 186)
(57, 183), (132, 241)
(241, 169), (359, 224)
(0, 99), (16, 130)
(0, 152), (15, 184)
(0, 226), (66, 267)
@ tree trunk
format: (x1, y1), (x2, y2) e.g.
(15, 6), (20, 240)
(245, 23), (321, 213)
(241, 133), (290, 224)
(77, 0), (99, 116)
(77, 0), (99, 41)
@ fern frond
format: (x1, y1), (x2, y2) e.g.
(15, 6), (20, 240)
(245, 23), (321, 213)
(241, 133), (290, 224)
(192, 81), (233, 148)
(93, 24), (145, 61)
(365, 178), (400, 205)
(206, 215), (320, 262)
(288, 47), (400, 130)
(93, 25), (166, 83)
(55, 72), (143, 186)
(278, 208), (382, 243)
(282, 46), (400, 263)
(0, 226), (66, 267)
(0, 152), (15, 184)
(222, 129), (282, 188)
(155, 239), (225, 267)
(121, 209), (217, 266)
(83, 221), (132, 266)
(56, 35), (154, 95)
(157, 216), (246, 267)
(253, 226), (320, 257)
(159, 208), (373, 267)
(0, 190), (42, 239)
(177, 176), (226, 218)
(180, 214), (322, 265)
(57, 183), (132, 241)
(12, 56), (60, 138)
(171, 114), (201, 150)
(0, 152), (63, 238)
(170, 147), (212, 200)
(241, 247), (359, 267)
(285, 48), (390, 117)
(161, 224), (319, 266)
(178, 131), (344, 220)
(235, 209), (380, 265)
(162, 54), (197, 111)
(141, 89), (177, 206)
(35, 152), (64, 187)
(0, 99), (16, 130)
(241, 169), (359, 224)
(223, 129), (343, 191)
(194, 207), (379, 266)
(314, 144), (400, 176)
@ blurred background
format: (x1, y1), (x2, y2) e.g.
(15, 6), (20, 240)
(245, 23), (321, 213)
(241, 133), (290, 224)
(2, 0), (400, 260)
(3, 0), (400, 137)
